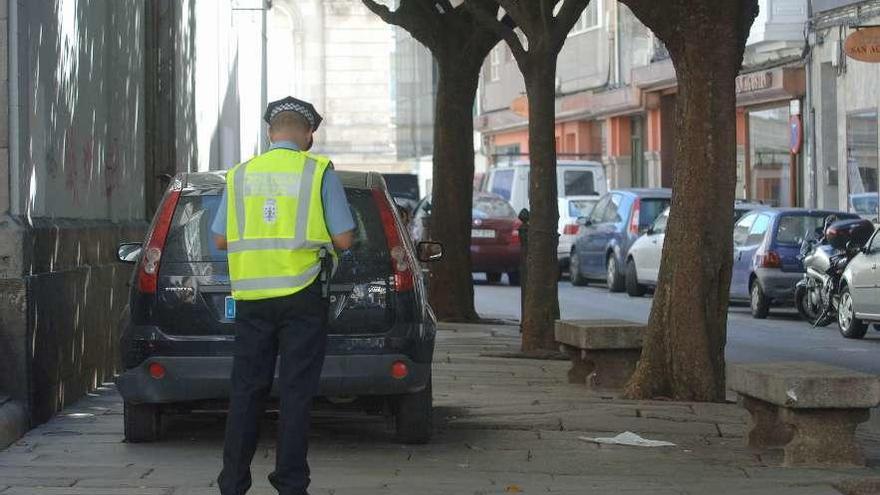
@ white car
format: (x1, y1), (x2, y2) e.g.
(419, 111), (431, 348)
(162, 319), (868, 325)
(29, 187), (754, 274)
(624, 207), (669, 296)
(483, 160), (608, 214)
(558, 196), (599, 269)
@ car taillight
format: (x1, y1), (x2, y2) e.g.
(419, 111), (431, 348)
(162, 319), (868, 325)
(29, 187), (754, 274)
(563, 223), (579, 235)
(511, 219), (523, 245)
(757, 250), (782, 268)
(137, 184), (182, 294)
(629, 198), (641, 236)
(372, 188), (414, 292)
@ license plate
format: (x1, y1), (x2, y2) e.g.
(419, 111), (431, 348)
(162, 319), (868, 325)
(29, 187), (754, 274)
(224, 296), (236, 320)
(472, 229), (496, 239)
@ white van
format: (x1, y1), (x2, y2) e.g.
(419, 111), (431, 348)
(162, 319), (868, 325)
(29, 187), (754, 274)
(482, 160), (608, 214)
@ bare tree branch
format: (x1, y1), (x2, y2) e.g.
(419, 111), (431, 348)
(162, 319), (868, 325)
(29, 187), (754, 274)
(491, 0), (535, 37)
(467, 0), (528, 62)
(362, 0), (401, 24)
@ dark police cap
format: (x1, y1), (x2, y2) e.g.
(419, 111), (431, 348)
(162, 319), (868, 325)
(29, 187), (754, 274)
(263, 96), (323, 132)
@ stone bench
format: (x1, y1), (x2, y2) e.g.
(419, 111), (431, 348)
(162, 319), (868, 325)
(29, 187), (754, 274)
(728, 362), (880, 467)
(554, 319), (645, 390)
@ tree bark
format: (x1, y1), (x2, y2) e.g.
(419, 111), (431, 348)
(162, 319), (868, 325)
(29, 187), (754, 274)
(622, 0), (758, 401)
(428, 59), (482, 321)
(521, 56), (561, 352)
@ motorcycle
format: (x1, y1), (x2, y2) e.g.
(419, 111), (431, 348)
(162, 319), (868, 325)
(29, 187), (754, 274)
(795, 217), (874, 327)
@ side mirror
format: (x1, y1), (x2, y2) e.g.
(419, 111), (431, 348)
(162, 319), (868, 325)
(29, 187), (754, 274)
(117, 242), (143, 264)
(417, 241), (443, 263)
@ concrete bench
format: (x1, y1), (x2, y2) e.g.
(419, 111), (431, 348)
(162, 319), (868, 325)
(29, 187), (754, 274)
(728, 362), (880, 467)
(554, 319), (645, 390)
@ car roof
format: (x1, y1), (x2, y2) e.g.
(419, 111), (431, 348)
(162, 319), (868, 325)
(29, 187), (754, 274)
(493, 160), (604, 168)
(610, 188), (672, 198)
(761, 208), (856, 217)
(180, 169), (381, 192)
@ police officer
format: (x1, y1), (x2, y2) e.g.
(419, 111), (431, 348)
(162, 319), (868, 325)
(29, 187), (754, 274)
(211, 96), (355, 495)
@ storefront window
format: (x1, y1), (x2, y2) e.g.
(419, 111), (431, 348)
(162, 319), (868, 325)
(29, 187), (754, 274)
(749, 107), (792, 207)
(846, 111), (879, 218)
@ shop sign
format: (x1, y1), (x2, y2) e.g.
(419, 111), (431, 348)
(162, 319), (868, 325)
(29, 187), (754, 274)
(735, 72), (773, 94)
(844, 27), (880, 63)
(789, 115), (802, 154)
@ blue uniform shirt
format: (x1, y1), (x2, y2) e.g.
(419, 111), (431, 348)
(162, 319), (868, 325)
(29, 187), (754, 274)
(211, 141), (356, 237)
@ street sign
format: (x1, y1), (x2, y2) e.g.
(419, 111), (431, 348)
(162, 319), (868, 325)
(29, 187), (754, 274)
(844, 27), (880, 63)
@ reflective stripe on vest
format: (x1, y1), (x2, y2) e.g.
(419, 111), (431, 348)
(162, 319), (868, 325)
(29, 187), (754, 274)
(226, 150), (332, 301)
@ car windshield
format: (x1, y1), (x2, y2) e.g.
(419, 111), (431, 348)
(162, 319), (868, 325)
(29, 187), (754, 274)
(852, 195), (879, 216)
(473, 195), (516, 219)
(639, 198), (671, 228)
(564, 170), (597, 196)
(164, 189), (391, 283)
(775, 214), (850, 246)
(569, 199), (597, 218)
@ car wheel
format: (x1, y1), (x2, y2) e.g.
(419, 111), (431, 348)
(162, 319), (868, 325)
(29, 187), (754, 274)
(750, 280), (770, 319)
(394, 376), (432, 444)
(507, 271), (521, 286)
(838, 286), (868, 339)
(486, 272), (502, 284)
(124, 402), (161, 443)
(625, 259), (647, 297)
(569, 249), (588, 287)
(606, 255), (625, 293)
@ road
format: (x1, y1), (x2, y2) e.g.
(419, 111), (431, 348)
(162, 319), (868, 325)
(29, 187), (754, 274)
(475, 278), (880, 374)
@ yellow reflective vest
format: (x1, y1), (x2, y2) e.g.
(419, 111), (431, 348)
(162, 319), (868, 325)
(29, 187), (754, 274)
(226, 149), (333, 301)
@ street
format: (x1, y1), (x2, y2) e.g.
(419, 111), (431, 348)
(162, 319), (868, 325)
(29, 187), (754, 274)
(475, 279), (880, 375)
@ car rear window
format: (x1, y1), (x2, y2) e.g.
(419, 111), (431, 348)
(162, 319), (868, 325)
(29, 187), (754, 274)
(639, 198), (671, 228)
(564, 170), (597, 196)
(473, 195), (516, 219)
(163, 189), (391, 283)
(569, 199), (597, 218)
(382, 174), (420, 201)
(489, 169), (515, 201)
(775, 213), (858, 246)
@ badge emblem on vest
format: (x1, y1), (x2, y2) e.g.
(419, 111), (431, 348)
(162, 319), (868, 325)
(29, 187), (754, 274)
(263, 198), (278, 224)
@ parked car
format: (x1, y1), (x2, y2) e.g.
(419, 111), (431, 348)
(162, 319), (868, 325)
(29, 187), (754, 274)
(115, 171), (441, 444)
(730, 208), (859, 318)
(839, 225), (880, 338)
(483, 160), (608, 214)
(624, 202), (768, 296)
(558, 196), (600, 271)
(569, 189), (671, 291)
(410, 192), (521, 285)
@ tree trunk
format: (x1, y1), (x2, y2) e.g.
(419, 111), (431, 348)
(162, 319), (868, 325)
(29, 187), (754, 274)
(521, 57), (561, 352)
(427, 59), (481, 322)
(623, 5), (751, 401)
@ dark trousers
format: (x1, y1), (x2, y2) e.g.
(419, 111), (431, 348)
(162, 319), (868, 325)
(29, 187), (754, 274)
(218, 283), (328, 495)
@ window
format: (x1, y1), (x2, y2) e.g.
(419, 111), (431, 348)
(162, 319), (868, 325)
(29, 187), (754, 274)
(590, 195), (611, 223)
(489, 44), (502, 82)
(563, 170), (597, 196)
(846, 111), (879, 216)
(734, 213), (757, 246)
(602, 194), (623, 223)
(569, 199), (598, 218)
(568, 0), (601, 35)
(776, 214), (838, 247)
(749, 106), (793, 207)
(639, 199), (671, 229)
(489, 169), (515, 201)
(652, 209), (669, 234)
(473, 195), (516, 219)
(746, 214), (770, 246)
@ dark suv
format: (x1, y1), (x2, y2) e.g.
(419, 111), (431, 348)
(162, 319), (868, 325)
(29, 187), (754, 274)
(115, 171), (441, 444)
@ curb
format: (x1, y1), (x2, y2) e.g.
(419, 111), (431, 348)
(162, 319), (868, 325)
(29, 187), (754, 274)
(0, 396), (27, 450)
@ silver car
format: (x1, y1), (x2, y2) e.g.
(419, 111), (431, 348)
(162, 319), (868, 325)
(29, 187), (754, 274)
(840, 226), (880, 339)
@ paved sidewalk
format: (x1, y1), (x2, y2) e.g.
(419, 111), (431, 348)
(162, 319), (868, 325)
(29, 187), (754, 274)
(2, 323), (880, 494)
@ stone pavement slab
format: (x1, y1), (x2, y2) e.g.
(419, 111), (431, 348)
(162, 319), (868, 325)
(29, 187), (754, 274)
(1, 322), (880, 494)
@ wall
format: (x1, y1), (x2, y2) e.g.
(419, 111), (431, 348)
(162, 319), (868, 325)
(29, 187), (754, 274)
(0, 0), (148, 426)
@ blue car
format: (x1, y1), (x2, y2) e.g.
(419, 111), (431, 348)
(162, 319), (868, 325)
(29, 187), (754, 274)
(569, 189), (672, 291)
(731, 208), (860, 319)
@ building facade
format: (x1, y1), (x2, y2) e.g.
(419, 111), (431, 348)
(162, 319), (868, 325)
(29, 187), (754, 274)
(476, 0), (811, 209)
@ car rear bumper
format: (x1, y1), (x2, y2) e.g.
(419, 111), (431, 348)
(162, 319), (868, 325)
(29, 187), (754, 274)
(756, 268), (802, 303)
(116, 353), (430, 404)
(471, 244), (520, 273)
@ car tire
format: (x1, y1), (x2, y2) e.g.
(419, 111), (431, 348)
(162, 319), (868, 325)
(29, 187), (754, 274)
(606, 255), (625, 293)
(625, 259), (647, 297)
(486, 272), (502, 284)
(124, 402), (161, 443)
(750, 280), (770, 319)
(838, 286), (868, 339)
(569, 249), (588, 287)
(507, 271), (521, 286)
(394, 376), (432, 445)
